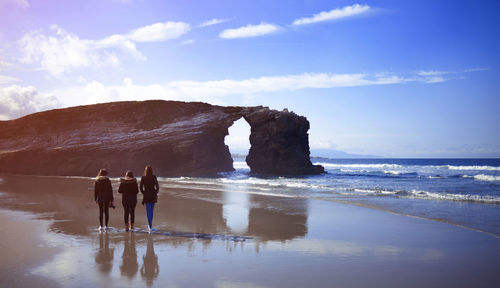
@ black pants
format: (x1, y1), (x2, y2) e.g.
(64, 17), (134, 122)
(98, 201), (110, 227)
(123, 202), (137, 224)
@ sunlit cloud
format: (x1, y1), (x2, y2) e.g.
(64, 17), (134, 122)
(17, 22), (190, 76)
(292, 4), (371, 26)
(199, 18), (230, 27)
(0, 85), (61, 120)
(219, 22), (281, 39)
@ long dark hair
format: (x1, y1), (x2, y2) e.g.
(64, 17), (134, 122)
(97, 168), (108, 177)
(144, 165), (153, 177)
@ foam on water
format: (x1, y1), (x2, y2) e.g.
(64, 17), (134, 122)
(446, 165), (500, 171)
(315, 163), (404, 169)
(472, 174), (500, 182)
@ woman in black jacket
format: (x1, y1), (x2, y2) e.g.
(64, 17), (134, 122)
(140, 165), (159, 233)
(94, 168), (113, 231)
(119, 170), (139, 232)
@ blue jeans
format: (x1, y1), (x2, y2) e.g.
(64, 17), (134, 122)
(145, 203), (155, 228)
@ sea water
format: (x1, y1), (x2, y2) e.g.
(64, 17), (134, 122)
(160, 158), (500, 237)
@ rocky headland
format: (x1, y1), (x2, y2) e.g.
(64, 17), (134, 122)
(0, 100), (324, 177)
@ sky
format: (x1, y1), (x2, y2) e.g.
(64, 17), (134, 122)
(1, 0), (499, 157)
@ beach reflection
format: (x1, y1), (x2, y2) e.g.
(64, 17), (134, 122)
(120, 232), (138, 278)
(0, 175), (310, 243)
(223, 191), (249, 233)
(141, 235), (159, 287)
(95, 233), (114, 275)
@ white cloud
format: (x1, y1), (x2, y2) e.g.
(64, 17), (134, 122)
(18, 22), (190, 76)
(0, 85), (61, 120)
(180, 39), (195, 46)
(199, 18), (230, 27)
(416, 70), (449, 76)
(415, 68), (486, 82)
(219, 22), (281, 39)
(292, 4), (371, 26)
(126, 21), (191, 42)
(0, 75), (20, 85)
(2, 0), (29, 8)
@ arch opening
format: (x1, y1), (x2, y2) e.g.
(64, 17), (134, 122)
(225, 117), (251, 171)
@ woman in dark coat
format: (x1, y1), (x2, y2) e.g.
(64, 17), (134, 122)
(140, 165), (159, 232)
(119, 170), (139, 231)
(94, 168), (113, 231)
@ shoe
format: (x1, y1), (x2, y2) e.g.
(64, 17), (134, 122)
(105, 226), (110, 231)
(130, 223), (134, 231)
(98, 226), (103, 232)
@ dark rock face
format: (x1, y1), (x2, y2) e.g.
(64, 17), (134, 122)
(0, 100), (323, 177)
(244, 107), (324, 175)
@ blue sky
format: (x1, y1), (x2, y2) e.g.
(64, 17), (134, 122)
(1, 0), (499, 157)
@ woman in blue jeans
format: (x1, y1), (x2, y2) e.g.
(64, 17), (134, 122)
(140, 165), (159, 233)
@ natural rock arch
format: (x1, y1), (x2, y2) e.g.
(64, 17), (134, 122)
(0, 101), (324, 177)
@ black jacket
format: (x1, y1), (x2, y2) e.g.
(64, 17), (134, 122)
(94, 176), (113, 203)
(140, 175), (159, 203)
(118, 177), (139, 205)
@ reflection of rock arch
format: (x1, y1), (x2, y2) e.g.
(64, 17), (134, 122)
(0, 101), (323, 177)
(247, 195), (308, 241)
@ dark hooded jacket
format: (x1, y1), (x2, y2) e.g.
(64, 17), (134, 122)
(94, 176), (113, 203)
(118, 177), (139, 205)
(140, 175), (159, 203)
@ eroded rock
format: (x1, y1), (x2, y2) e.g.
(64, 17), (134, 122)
(0, 101), (323, 177)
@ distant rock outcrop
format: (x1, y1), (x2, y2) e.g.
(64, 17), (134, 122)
(0, 100), (324, 177)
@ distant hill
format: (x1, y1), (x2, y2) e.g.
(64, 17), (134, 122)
(231, 148), (381, 159)
(310, 149), (382, 159)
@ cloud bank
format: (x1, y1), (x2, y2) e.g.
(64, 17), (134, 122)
(0, 69), (480, 120)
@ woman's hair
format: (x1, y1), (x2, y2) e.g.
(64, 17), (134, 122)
(125, 170), (134, 178)
(144, 165), (153, 177)
(97, 168), (108, 177)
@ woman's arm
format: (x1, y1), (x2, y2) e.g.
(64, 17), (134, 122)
(140, 177), (145, 194)
(107, 179), (114, 201)
(154, 176), (159, 193)
(94, 181), (98, 202)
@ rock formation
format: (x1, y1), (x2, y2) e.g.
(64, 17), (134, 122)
(0, 100), (324, 177)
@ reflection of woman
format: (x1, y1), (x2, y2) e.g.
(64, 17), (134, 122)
(94, 168), (113, 231)
(141, 235), (159, 287)
(140, 165), (159, 232)
(119, 170), (139, 232)
(95, 232), (114, 274)
(120, 232), (138, 278)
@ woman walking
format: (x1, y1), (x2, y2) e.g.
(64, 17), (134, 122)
(140, 165), (159, 233)
(119, 170), (139, 232)
(95, 168), (113, 232)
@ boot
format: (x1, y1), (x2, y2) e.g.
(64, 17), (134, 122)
(125, 223), (130, 232)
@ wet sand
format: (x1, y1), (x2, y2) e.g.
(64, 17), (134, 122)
(0, 174), (499, 287)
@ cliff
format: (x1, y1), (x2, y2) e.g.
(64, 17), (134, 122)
(0, 100), (324, 177)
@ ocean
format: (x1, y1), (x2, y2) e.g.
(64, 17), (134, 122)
(160, 157), (500, 237)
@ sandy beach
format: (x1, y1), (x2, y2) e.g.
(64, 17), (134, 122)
(0, 174), (499, 287)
